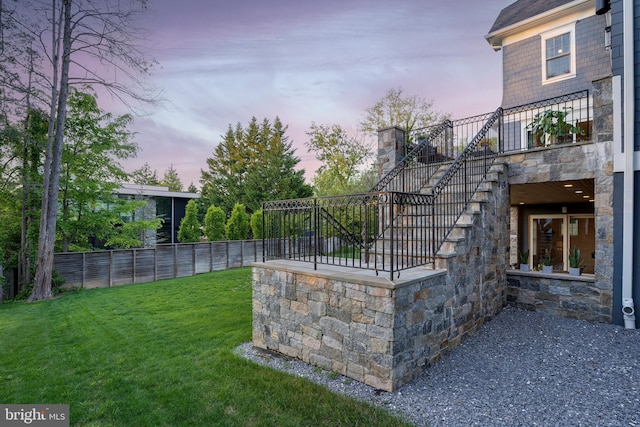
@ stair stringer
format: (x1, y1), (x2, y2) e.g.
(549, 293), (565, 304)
(427, 159), (510, 360)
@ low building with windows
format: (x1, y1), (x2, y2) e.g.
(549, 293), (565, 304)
(115, 184), (200, 247)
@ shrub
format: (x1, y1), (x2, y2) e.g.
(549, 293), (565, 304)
(225, 203), (248, 240)
(177, 200), (201, 242)
(250, 209), (263, 240)
(204, 204), (226, 241)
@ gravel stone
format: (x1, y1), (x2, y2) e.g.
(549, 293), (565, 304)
(236, 306), (640, 426)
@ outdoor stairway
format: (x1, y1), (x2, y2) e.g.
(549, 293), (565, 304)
(372, 158), (507, 270)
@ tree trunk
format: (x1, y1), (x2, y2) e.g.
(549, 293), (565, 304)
(30, 0), (72, 302)
(20, 51), (36, 291)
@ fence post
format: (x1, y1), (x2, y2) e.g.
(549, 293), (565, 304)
(133, 249), (137, 284)
(154, 246), (158, 282)
(192, 243), (196, 275)
(109, 250), (113, 287)
(313, 198), (318, 270)
(82, 252), (86, 288)
(389, 193), (395, 281)
(174, 244), (178, 279)
(210, 242), (213, 272)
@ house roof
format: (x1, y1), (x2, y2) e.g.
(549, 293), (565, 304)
(116, 184), (200, 199)
(485, 0), (593, 50)
(488, 0), (575, 34)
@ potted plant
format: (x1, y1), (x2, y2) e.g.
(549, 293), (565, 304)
(540, 247), (553, 274)
(519, 249), (530, 272)
(474, 137), (497, 156)
(526, 108), (584, 147)
(568, 246), (582, 276)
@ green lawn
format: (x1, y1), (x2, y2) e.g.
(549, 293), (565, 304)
(0, 268), (411, 426)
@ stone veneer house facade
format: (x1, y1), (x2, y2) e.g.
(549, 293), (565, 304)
(251, 0), (638, 392)
(486, 0), (617, 321)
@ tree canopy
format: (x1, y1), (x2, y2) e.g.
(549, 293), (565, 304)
(200, 116), (312, 214)
(58, 87), (160, 251)
(161, 164), (184, 192)
(131, 162), (160, 186)
(305, 123), (373, 196)
(0, 0), (159, 301)
(359, 87), (448, 136)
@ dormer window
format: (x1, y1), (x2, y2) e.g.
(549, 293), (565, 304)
(541, 23), (576, 84)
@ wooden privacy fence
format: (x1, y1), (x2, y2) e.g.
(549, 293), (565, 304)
(53, 240), (263, 289)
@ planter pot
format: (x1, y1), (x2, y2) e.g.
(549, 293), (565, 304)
(520, 264), (530, 272)
(569, 267), (581, 276)
(542, 265), (553, 274)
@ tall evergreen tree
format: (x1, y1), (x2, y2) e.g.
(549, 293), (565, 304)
(200, 117), (311, 214)
(131, 162), (160, 185)
(161, 164), (183, 192)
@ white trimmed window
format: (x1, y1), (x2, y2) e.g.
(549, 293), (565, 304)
(541, 24), (576, 84)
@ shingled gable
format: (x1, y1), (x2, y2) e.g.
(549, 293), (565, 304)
(485, 0), (591, 50)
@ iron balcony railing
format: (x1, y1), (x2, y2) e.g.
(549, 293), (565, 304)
(262, 191), (435, 280)
(262, 90), (591, 279)
(502, 90), (590, 152)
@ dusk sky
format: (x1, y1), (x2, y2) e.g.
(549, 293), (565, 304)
(118, 0), (514, 188)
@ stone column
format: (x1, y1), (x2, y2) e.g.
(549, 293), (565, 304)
(377, 127), (406, 180)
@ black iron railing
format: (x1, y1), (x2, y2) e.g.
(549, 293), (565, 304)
(262, 91), (592, 279)
(262, 191), (435, 279)
(370, 120), (453, 193)
(502, 90), (590, 152)
(429, 108), (502, 250)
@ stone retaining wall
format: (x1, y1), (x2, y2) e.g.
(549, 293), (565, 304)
(507, 271), (612, 323)
(252, 263), (458, 391)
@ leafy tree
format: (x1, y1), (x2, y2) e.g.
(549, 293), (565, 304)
(131, 162), (160, 185)
(250, 209), (263, 240)
(187, 182), (198, 193)
(177, 200), (200, 242)
(200, 117), (312, 214)
(0, 110), (49, 292)
(204, 205), (226, 241)
(58, 87), (160, 251)
(359, 87), (448, 136)
(161, 164), (183, 192)
(305, 123), (372, 196)
(225, 203), (248, 241)
(0, 0), (159, 301)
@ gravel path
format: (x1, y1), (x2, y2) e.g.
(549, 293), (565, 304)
(236, 306), (640, 426)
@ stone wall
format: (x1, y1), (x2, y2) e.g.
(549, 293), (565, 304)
(252, 161), (509, 391)
(252, 264), (439, 391)
(507, 271), (612, 323)
(252, 258), (506, 392)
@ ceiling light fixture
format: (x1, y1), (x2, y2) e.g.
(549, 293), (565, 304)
(564, 184), (574, 188)
(575, 190), (583, 194)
